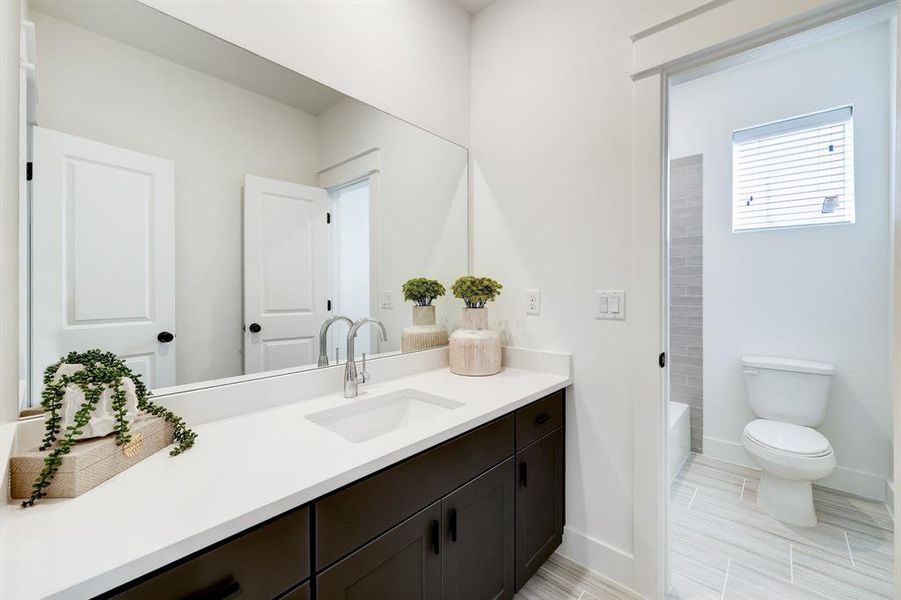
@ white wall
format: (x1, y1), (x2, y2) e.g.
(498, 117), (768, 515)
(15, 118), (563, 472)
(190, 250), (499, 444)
(469, 0), (716, 591)
(670, 22), (893, 499)
(318, 98), (468, 352)
(0, 0), (21, 422)
(139, 0), (472, 147)
(31, 11), (320, 386)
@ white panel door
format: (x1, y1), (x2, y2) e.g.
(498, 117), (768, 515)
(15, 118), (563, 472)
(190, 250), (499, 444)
(31, 127), (176, 398)
(243, 175), (329, 373)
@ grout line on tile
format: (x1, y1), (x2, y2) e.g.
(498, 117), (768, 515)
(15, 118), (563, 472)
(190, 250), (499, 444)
(789, 544), (794, 582)
(843, 530), (855, 567)
(720, 557), (732, 600)
(739, 478), (746, 501)
(688, 486), (699, 510)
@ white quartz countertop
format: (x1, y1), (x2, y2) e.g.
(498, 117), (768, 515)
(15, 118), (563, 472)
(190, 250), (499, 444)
(1, 357), (570, 599)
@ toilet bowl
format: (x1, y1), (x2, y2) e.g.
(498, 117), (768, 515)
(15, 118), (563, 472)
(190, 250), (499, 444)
(741, 356), (836, 527)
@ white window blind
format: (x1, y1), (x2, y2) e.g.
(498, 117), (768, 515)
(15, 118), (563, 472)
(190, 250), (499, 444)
(732, 106), (854, 232)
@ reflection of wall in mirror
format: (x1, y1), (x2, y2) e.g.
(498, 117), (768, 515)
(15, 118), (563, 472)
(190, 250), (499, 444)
(29, 10), (321, 386)
(29, 8), (468, 389)
(318, 98), (468, 351)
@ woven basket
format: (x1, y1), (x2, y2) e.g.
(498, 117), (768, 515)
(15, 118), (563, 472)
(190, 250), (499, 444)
(9, 416), (173, 499)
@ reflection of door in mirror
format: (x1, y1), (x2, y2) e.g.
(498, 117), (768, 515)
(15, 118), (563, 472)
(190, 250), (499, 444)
(30, 127), (176, 404)
(242, 175), (329, 375)
(330, 179), (373, 359)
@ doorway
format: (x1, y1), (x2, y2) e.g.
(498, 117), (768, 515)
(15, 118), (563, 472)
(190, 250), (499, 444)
(329, 177), (373, 359)
(665, 13), (895, 599)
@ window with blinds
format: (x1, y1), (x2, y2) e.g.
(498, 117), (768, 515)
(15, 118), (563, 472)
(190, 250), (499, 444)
(732, 106), (854, 232)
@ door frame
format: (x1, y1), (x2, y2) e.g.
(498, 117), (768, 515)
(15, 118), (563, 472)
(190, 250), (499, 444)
(319, 148), (381, 355)
(631, 1), (901, 598)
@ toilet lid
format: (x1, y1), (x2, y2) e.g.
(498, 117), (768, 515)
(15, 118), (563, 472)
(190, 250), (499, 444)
(745, 419), (832, 457)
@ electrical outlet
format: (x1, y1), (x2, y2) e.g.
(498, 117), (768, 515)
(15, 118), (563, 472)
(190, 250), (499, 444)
(380, 290), (393, 309)
(526, 289), (541, 315)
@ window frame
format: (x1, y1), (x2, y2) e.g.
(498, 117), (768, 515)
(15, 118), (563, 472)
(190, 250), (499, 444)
(731, 105), (855, 233)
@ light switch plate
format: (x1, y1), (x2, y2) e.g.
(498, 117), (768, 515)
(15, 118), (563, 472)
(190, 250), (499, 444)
(380, 290), (393, 309)
(595, 290), (625, 320)
(526, 289), (541, 315)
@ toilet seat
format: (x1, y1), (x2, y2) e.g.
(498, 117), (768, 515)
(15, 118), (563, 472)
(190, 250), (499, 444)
(741, 420), (835, 484)
(744, 419), (831, 457)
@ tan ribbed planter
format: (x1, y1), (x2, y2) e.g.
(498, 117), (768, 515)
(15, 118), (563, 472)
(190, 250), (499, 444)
(448, 308), (501, 376)
(401, 305), (448, 353)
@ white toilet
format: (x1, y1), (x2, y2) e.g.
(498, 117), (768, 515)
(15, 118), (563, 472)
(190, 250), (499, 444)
(740, 356), (836, 527)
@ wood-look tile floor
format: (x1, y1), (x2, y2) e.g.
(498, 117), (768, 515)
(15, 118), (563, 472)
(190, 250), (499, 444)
(516, 553), (637, 600)
(670, 453), (894, 599)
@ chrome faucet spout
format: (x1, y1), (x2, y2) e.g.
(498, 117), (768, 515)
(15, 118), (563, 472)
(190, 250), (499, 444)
(344, 318), (388, 398)
(318, 315), (353, 367)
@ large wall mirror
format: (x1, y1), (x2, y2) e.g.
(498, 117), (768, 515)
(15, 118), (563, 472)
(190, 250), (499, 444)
(18, 0), (468, 411)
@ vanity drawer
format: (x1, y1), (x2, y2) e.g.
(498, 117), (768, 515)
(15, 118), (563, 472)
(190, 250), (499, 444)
(315, 415), (514, 570)
(515, 390), (564, 450)
(108, 506), (310, 600)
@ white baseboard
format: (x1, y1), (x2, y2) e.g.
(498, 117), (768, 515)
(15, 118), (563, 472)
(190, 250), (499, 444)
(557, 525), (635, 592)
(885, 479), (894, 518)
(703, 435), (888, 502)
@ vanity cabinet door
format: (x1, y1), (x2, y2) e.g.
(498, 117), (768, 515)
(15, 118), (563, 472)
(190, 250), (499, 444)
(107, 506), (310, 600)
(316, 502), (442, 600)
(442, 458), (515, 600)
(515, 428), (564, 590)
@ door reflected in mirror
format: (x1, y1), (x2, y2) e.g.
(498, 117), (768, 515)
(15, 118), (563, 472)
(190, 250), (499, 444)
(19, 0), (467, 410)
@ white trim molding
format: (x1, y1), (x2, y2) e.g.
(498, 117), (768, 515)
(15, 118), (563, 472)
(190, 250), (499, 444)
(318, 146), (380, 189)
(632, 0), (892, 80)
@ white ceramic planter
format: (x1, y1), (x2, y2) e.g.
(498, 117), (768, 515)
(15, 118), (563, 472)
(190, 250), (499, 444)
(401, 305), (448, 353)
(448, 308), (501, 376)
(52, 363), (141, 440)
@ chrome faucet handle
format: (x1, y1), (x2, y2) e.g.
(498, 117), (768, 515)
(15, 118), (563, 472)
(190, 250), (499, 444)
(335, 347), (340, 364)
(360, 353), (368, 383)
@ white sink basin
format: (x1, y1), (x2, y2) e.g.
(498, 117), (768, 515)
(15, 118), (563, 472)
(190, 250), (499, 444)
(306, 389), (465, 443)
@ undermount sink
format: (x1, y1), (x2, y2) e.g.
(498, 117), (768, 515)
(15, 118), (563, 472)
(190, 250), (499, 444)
(306, 389), (465, 443)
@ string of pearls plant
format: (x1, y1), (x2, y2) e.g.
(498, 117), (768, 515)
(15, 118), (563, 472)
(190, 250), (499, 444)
(22, 349), (197, 508)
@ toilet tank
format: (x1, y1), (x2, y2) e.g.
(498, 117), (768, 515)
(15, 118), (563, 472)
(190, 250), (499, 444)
(742, 356), (834, 426)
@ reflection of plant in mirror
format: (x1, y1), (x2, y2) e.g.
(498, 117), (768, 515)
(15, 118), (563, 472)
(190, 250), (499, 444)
(451, 276), (503, 309)
(23, 349), (197, 507)
(402, 278), (447, 306)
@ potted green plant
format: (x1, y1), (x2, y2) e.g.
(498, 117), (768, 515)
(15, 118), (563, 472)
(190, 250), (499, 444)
(400, 278), (449, 352)
(448, 276), (503, 376)
(15, 349), (196, 507)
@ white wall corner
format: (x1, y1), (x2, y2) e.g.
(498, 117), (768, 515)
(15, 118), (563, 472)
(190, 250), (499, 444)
(557, 526), (638, 595)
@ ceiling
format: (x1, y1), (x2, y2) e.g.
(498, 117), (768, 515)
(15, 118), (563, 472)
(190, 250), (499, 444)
(457, 0), (495, 15)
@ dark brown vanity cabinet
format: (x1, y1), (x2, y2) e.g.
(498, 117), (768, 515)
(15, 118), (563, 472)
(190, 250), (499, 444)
(514, 427), (565, 590)
(105, 390), (565, 600)
(105, 506), (310, 600)
(316, 502), (443, 600)
(442, 458), (516, 600)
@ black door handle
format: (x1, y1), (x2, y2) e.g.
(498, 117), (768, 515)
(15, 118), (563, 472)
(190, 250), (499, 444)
(157, 331), (175, 343)
(534, 413), (551, 425)
(248, 323), (262, 333)
(519, 461), (528, 488)
(449, 508), (458, 542)
(187, 578), (241, 600)
(431, 519), (440, 555)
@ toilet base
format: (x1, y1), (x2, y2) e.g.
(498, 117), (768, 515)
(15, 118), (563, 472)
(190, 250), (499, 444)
(757, 471), (817, 527)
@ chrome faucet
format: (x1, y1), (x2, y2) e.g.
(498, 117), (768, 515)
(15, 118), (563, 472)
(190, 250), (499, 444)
(344, 318), (388, 398)
(318, 315), (353, 367)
